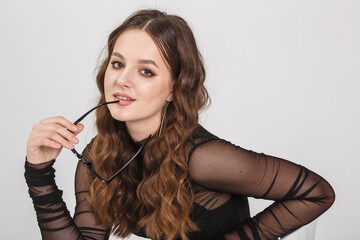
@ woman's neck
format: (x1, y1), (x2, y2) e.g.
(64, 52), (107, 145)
(125, 117), (160, 142)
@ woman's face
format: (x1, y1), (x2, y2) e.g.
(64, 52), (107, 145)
(104, 29), (174, 133)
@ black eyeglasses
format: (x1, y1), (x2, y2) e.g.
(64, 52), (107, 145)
(71, 100), (151, 184)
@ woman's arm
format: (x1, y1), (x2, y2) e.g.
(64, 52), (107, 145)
(25, 115), (111, 240)
(25, 155), (111, 239)
(188, 138), (335, 240)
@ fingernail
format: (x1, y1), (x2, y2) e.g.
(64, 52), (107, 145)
(72, 137), (78, 144)
(68, 142), (74, 149)
(71, 125), (77, 131)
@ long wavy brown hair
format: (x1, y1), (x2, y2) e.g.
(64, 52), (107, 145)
(87, 9), (209, 240)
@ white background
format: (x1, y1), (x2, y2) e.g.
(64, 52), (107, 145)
(0, 0), (359, 239)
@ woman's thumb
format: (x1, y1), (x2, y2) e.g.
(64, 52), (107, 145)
(74, 123), (85, 136)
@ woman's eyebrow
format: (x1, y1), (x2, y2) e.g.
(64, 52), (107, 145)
(111, 52), (159, 68)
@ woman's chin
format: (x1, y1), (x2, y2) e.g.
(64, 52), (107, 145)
(106, 106), (128, 121)
(109, 111), (129, 122)
(112, 116), (130, 122)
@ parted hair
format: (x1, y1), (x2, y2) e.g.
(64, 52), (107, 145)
(87, 9), (209, 240)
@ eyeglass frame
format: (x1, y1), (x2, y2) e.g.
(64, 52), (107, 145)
(71, 100), (151, 184)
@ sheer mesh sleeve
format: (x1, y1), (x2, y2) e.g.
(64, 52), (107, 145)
(24, 144), (111, 239)
(188, 136), (335, 240)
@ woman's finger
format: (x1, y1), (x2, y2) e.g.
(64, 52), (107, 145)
(36, 137), (62, 149)
(36, 123), (78, 144)
(73, 123), (85, 136)
(36, 130), (75, 150)
(29, 118), (85, 153)
(40, 116), (78, 132)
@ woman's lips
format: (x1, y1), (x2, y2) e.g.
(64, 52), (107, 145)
(114, 94), (135, 106)
(114, 92), (135, 100)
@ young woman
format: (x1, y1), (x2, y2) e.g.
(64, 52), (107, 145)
(25, 9), (335, 240)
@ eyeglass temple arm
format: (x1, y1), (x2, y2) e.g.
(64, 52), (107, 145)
(80, 160), (108, 184)
(106, 134), (152, 184)
(71, 101), (119, 162)
(71, 100), (120, 177)
(77, 135), (151, 184)
(70, 100), (151, 185)
(71, 149), (83, 159)
(73, 100), (119, 125)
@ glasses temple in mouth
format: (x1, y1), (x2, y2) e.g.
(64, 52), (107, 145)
(73, 100), (119, 125)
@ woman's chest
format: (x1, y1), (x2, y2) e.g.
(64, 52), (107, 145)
(188, 195), (250, 239)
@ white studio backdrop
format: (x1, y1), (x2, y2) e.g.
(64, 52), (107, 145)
(0, 0), (358, 239)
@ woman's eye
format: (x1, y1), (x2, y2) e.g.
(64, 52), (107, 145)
(140, 69), (154, 77)
(111, 61), (123, 69)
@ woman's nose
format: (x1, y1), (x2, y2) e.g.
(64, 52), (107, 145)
(116, 67), (135, 88)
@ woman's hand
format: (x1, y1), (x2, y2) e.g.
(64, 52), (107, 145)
(26, 116), (84, 164)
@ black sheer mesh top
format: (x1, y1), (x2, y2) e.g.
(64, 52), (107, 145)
(24, 125), (335, 240)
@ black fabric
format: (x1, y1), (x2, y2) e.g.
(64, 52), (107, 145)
(24, 125), (335, 240)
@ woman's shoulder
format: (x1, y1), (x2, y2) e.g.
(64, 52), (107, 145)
(187, 124), (231, 161)
(187, 124), (219, 145)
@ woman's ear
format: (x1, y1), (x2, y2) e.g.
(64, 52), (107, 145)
(166, 80), (175, 102)
(166, 90), (174, 102)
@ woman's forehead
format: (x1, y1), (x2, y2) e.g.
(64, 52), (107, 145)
(113, 30), (162, 62)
